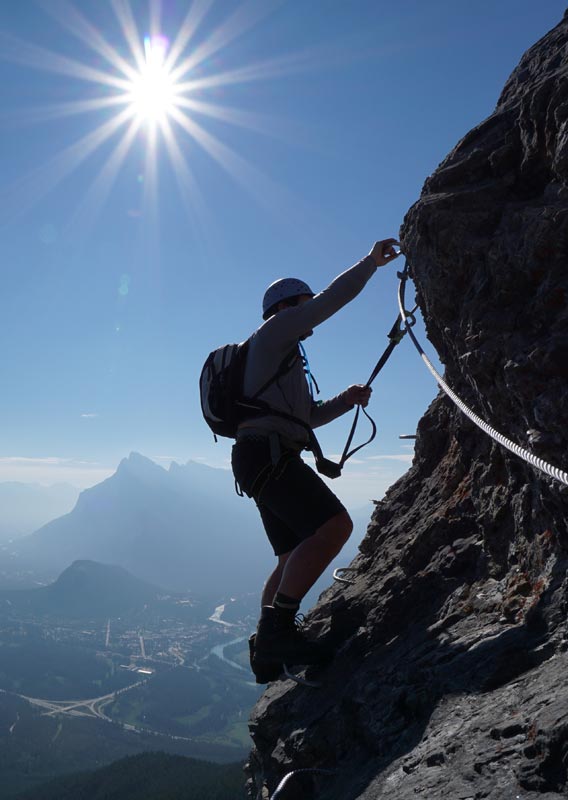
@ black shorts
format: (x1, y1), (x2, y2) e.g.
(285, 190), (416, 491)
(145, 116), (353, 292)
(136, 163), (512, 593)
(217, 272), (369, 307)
(231, 435), (346, 556)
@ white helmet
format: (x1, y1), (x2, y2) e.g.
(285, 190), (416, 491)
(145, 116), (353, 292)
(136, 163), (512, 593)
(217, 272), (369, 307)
(262, 278), (314, 320)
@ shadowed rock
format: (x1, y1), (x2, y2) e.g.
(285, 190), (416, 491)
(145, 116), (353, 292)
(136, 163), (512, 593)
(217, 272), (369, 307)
(246, 12), (568, 800)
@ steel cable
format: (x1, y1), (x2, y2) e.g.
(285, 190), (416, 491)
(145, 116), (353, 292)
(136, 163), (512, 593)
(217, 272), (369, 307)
(270, 768), (337, 799)
(397, 263), (568, 487)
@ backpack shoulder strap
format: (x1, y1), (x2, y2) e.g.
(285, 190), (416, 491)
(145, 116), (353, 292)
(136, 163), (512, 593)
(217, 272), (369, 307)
(248, 344), (300, 401)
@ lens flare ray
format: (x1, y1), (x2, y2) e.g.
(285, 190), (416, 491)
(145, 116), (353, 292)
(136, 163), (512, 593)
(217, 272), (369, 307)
(161, 115), (212, 238)
(170, 105), (312, 226)
(0, 96), (130, 128)
(174, 51), (315, 96)
(2, 107), (133, 222)
(149, 0), (162, 40)
(111, 0), (146, 71)
(70, 117), (141, 233)
(168, 0), (281, 82)
(169, 107), (285, 207)
(0, 30), (130, 91)
(163, 0), (215, 73)
(175, 96), (284, 137)
(39, 0), (139, 81)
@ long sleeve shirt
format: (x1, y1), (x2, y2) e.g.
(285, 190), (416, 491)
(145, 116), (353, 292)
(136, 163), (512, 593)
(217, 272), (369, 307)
(238, 255), (378, 445)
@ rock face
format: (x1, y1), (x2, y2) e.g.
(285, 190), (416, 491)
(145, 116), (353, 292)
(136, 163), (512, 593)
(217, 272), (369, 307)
(246, 14), (568, 800)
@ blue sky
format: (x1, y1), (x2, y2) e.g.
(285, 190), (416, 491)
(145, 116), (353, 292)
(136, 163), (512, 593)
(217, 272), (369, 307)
(0, 0), (565, 507)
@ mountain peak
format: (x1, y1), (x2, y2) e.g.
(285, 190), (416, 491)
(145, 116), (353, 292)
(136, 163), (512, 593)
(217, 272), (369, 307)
(116, 452), (166, 480)
(53, 559), (139, 588)
(18, 451), (273, 595)
(45, 559), (161, 617)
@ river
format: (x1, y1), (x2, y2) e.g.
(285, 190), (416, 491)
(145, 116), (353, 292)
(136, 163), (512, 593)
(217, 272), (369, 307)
(210, 635), (248, 672)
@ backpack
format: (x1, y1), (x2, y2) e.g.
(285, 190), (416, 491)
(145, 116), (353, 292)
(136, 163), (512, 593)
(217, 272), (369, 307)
(199, 340), (299, 440)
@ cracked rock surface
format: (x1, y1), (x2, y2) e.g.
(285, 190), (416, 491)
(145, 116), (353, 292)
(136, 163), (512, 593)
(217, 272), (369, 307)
(246, 12), (568, 800)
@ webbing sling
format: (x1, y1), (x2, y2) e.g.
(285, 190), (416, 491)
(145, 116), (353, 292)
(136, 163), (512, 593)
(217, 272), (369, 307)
(337, 311), (416, 471)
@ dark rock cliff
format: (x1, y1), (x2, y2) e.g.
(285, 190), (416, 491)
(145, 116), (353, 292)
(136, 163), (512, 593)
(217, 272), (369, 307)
(246, 12), (568, 800)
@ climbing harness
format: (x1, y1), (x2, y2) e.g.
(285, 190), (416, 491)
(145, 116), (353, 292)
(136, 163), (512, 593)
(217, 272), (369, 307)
(397, 261), (568, 487)
(270, 768), (337, 800)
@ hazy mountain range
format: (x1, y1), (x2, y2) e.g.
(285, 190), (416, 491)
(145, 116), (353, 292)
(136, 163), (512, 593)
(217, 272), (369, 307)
(6, 454), (371, 599)
(11, 454), (273, 595)
(0, 482), (78, 542)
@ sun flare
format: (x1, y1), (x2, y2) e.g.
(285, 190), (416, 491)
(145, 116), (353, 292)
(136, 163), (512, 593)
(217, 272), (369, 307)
(0, 0), (311, 226)
(126, 35), (177, 125)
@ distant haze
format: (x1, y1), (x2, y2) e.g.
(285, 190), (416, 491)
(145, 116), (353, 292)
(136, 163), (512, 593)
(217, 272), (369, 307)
(0, 482), (79, 542)
(0, 559), (162, 619)
(14, 454), (280, 596)
(10, 454), (372, 603)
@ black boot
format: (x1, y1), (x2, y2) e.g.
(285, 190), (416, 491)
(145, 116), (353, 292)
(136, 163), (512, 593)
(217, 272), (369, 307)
(248, 633), (282, 684)
(254, 606), (333, 667)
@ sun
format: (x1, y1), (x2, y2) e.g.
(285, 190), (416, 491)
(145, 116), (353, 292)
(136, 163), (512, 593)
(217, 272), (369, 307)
(126, 35), (177, 126)
(0, 0), (313, 226)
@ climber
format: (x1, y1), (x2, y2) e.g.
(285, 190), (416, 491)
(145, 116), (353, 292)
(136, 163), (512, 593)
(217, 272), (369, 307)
(231, 239), (401, 682)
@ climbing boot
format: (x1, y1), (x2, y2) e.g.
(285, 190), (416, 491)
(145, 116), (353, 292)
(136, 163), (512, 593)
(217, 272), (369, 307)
(248, 633), (282, 684)
(254, 606), (333, 667)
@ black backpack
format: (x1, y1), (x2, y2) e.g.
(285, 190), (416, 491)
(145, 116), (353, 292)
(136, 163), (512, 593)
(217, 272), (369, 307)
(199, 340), (299, 440)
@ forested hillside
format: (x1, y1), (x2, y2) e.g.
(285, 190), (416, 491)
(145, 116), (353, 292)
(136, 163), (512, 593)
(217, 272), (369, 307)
(14, 752), (246, 800)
